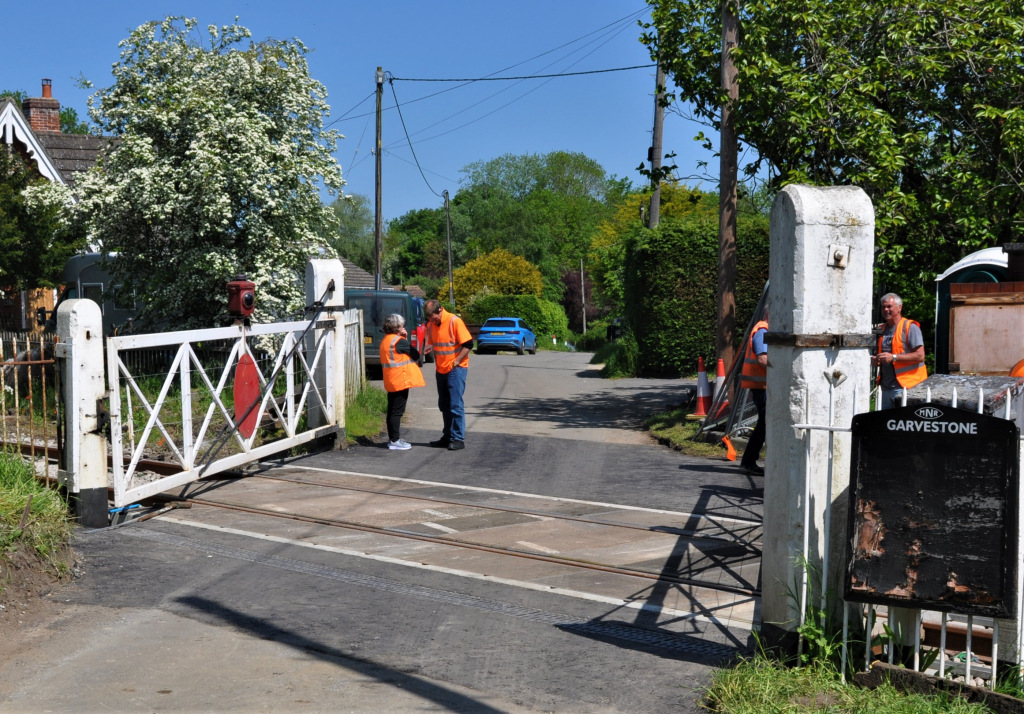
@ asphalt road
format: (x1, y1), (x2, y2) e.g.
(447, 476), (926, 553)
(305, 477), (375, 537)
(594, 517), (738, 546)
(0, 350), (763, 713)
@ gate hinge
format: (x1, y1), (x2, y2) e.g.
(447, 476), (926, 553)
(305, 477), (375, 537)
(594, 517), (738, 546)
(765, 332), (875, 348)
(94, 398), (111, 439)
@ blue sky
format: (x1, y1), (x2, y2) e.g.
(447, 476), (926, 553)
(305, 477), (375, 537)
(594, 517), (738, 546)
(4, 1), (712, 222)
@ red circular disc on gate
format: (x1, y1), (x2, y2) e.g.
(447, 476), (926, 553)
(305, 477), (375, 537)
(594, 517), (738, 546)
(234, 353), (260, 438)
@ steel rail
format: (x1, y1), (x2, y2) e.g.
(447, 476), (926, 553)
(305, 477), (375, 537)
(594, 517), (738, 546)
(179, 494), (761, 598)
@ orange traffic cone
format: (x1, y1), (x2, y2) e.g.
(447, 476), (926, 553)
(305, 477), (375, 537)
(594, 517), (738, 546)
(722, 435), (737, 461)
(693, 357), (711, 417)
(712, 358), (726, 402)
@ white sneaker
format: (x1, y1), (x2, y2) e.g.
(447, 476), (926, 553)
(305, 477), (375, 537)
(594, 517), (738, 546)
(388, 440), (411, 450)
(397, 439), (412, 448)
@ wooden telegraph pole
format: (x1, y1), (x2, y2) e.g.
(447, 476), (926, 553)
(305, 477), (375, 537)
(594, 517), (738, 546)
(374, 66), (384, 290)
(717, 2), (739, 373)
(648, 58), (665, 229)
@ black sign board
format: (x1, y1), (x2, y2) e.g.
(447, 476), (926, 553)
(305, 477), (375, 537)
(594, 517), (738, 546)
(845, 404), (1019, 617)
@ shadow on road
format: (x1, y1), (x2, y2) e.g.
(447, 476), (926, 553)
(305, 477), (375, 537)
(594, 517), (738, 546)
(555, 483), (763, 665)
(174, 595), (507, 714)
(472, 386), (696, 431)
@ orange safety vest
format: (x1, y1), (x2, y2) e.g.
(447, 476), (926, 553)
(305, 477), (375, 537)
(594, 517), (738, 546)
(740, 321), (769, 390)
(380, 334), (425, 392)
(427, 309), (471, 374)
(877, 317), (927, 389)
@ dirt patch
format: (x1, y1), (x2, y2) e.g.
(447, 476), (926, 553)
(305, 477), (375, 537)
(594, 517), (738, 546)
(0, 542), (76, 638)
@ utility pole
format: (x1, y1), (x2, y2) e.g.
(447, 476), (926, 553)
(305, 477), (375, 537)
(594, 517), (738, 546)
(374, 66), (384, 290)
(443, 190), (455, 308)
(648, 57), (666, 229)
(580, 258), (587, 334)
(717, 2), (739, 373)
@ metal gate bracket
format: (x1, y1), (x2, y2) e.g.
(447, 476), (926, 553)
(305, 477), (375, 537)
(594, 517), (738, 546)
(765, 332), (875, 348)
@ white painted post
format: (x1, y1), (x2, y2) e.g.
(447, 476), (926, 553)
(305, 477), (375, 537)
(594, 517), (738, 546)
(305, 259), (346, 446)
(760, 185), (875, 653)
(56, 299), (109, 528)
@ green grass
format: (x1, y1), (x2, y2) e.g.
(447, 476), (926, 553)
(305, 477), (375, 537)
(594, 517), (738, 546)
(0, 451), (70, 573)
(345, 383), (388, 443)
(704, 656), (990, 713)
(645, 407), (731, 459)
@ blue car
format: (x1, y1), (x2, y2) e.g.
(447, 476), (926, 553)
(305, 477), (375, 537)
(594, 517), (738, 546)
(476, 317), (537, 355)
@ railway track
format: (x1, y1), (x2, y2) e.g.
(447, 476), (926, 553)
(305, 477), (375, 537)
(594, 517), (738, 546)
(165, 468), (764, 599)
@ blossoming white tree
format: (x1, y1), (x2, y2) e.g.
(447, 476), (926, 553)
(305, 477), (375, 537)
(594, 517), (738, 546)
(72, 17), (343, 328)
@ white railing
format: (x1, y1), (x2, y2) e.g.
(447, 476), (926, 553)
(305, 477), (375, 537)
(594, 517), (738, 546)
(794, 382), (1021, 687)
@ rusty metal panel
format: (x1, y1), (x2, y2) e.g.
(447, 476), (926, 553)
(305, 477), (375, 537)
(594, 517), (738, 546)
(845, 404), (1019, 617)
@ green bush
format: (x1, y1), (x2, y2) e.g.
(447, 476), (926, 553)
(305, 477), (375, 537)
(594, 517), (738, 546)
(577, 318), (612, 352)
(598, 330), (639, 378)
(623, 212), (769, 377)
(464, 294), (569, 340)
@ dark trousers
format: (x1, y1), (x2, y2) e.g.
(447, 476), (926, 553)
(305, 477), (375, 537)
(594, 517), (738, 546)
(386, 389), (410, 442)
(741, 388), (766, 468)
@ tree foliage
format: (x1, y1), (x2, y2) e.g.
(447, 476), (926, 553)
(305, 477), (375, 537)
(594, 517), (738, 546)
(443, 247), (543, 308)
(643, 0), (1024, 299)
(326, 193), (373, 273)
(589, 182), (717, 310)
(455, 152), (629, 301)
(624, 211), (769, 377)
(0, 148), (85, 289)
(463, 294), (569, 340)
(61, 17), (342, 328)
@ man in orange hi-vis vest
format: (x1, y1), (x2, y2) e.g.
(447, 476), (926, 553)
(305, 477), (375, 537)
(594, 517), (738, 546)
(871, 292), (927, 409)
(739, 315), (768, 476)
(423, 299), (473, 451)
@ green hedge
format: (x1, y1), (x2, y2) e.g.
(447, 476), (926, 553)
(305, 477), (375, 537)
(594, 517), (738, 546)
(463, 294), (570, 340)
(623, 213), (769, 377)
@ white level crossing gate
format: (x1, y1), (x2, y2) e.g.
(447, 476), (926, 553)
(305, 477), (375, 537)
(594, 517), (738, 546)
(106, 319), (345, 507)
(55, 258), (359, 526)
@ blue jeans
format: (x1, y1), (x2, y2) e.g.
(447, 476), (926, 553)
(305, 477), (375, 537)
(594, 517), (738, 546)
(436, 366), (468, 442)
(881, 387), (906, 410)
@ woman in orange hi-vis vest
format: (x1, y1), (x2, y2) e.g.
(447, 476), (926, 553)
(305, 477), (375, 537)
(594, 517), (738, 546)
(871, 292), (927, 409)
(380, 313), (425, 450)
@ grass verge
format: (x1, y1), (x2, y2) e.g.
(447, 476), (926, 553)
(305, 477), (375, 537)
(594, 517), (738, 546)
(345, 383), (388, 444)
(704, 656), (990, 713)
(0, 451), (72, 598)
(645, 407), (728, 459)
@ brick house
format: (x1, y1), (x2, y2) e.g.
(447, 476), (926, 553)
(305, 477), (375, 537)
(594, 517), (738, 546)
(0, 79), (110, 330)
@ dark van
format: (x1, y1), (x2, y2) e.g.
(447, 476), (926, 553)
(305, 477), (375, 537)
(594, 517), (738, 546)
(41, 253), (138, 335)
(344, 289), (422, 367)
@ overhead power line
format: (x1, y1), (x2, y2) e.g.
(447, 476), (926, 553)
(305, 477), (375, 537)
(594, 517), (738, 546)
(390, 64), (655, 82)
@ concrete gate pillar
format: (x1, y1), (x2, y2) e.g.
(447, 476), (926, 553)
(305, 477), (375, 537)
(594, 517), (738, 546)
(305, 259), (346, 447)
(56, 299), (109, 528)
(760, 185), (875, 652)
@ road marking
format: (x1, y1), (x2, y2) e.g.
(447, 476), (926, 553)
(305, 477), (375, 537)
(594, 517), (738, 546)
(423, 508), (455, 519)
(422, 521), (459, 534)
(158, 516), (756, 628)
(282, 464), (761, 525)
(516, 541), (560, 554)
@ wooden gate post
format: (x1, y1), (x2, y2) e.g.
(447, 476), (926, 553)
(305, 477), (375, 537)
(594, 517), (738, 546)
(760, 185), (875, 654)
(305, 259), (346, 447)
(56, 299), (108, 528)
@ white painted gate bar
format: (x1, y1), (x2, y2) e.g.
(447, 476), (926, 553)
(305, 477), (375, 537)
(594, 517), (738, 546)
(107, 318), (338, 507)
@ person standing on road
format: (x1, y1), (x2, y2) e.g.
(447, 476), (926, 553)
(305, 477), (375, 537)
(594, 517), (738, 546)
(739, 315), (768, 476)
(871, 292), (927, 409)
(423, 299), (473, 451)
(380, 314), (425, 450)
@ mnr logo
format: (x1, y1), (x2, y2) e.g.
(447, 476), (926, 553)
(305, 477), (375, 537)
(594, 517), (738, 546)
(914, 406), (943, 420)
